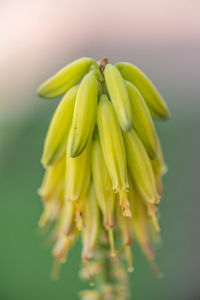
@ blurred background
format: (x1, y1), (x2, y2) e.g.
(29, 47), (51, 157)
(0, 0), (200, 299)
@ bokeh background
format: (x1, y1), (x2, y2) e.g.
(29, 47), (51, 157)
(1, 0), (200, 299)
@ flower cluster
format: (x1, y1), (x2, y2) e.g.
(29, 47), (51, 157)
(37, 57), (169, 295)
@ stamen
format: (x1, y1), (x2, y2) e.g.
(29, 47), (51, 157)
(156, 178), (164, 197)
(38, 206), (50, 227)
(75, 209), (85, 230)
(51, 259), (61, 280)
(125, 245), (134, 272)
(84, 263), (94, 286)
(119, 190), (131, 217)
(155, 194), (160, 204)
(150, 228), (162, 249)
(151, 214), (160, 232)
(149, 260), (164, 279)
(108, 229), (116, 257)
(53, 236), (70, 263)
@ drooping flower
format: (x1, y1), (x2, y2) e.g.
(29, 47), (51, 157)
(37, 57), (169, 299)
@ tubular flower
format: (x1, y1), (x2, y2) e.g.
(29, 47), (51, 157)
(38, 57), (170, 299)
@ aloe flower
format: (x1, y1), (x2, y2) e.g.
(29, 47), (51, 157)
(37, 57), (169, 299)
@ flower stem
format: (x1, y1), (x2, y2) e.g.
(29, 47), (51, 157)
(79, 231), (130, 300)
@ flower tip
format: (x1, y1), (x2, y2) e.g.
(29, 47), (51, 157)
(110, 252), (116, 258)
(125, 245), (134, 272)
(82, 247), (94, 263)
(40, 156), (49, 169)
(37, 187), (42, 197)
(52, 236), (70, 264)
(157, 106), (171, 121)
(75, 209), (85, 230)
(37, 84), (57, 99)
(146, 249), (155, 262)
(51, 259), (61, 280)
(122, 120), (133, 132)
(122, 207), (132, 217)
(38, 209), (49, 228)
(70, 140), (85, 158)
(164, 108), (171, 120)
(128, 266), (134, 273)
(70, 146), (79, 158)
(149, 260), (164, 279)
(152, 214), (160, 232)
(119, 190), (132, 217)
(37, 86), (45, 98)
(156, 195), (160, 204)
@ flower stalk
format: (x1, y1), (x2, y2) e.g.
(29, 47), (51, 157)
(80, 231), (130, 300)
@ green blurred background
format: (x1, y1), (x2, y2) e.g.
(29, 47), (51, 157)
(1, 1), (200, 299)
